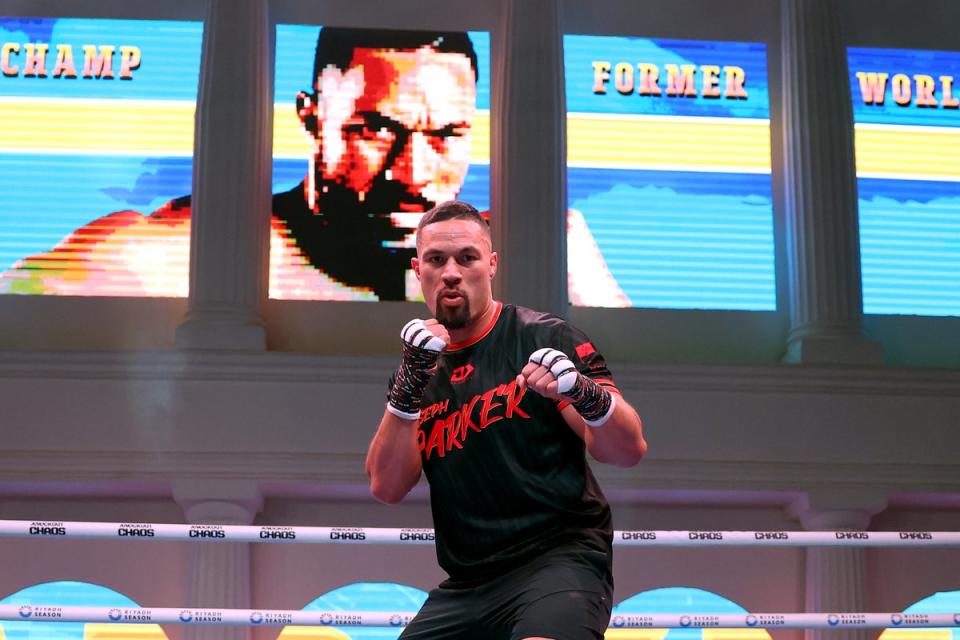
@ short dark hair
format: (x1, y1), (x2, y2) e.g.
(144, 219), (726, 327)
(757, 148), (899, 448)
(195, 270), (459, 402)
(313, 27), (479, 88)
(417, 200), (489, 236)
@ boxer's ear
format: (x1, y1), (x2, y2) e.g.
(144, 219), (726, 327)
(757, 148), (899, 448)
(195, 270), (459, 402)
(296, 91), (319, 136)
(412, 257), (422, 280)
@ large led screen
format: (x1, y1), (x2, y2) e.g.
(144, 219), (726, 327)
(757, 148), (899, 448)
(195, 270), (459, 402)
(0, 17), (202, 296)
(270, 26), (490, 301)
(565, 36), (775, 310)
(849, 47), (960, 316)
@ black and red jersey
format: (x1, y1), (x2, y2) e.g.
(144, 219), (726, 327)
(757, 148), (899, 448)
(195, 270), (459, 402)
(390, 302), (618, 585)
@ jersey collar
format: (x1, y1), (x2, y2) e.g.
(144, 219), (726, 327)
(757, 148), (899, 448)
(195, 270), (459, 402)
(447, 301), (503, 352)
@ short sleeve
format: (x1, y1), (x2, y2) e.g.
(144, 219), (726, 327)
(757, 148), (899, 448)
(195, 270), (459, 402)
(550, 321), (620, 408)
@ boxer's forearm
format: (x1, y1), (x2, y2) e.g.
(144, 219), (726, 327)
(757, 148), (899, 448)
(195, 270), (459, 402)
(580, 396), (646, 467)
(366, 409), (423, 504)
(369, 318), (446, 503)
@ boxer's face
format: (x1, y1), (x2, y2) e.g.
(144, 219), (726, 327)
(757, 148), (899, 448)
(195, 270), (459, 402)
(413, 218), (497, 329)
(299, 46), (476, 214)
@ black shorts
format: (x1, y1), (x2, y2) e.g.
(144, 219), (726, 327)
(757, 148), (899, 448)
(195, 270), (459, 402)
(399, 546), (613, 640)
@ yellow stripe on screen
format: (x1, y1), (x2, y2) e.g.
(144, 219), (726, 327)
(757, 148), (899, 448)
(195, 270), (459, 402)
(276, 626), (352, 639)
(1, 97), (957, 181)
(604, 628), (671, 639)
(703, 628), (774, 640)
(84, 623), (169, 639)
(854, 124), (960, 180)
(879, 629), (955, 640)
(567, 114), (772, 173)
(0, 98), (195, 156)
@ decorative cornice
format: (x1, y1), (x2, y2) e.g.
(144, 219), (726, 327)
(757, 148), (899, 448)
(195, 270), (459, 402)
(0, 451), (956, 503)
(1, 351), (957, 397)
(611, 364), (960, 398)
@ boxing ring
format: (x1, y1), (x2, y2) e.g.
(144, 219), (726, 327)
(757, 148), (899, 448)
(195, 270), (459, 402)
(1, 520), (958, 631)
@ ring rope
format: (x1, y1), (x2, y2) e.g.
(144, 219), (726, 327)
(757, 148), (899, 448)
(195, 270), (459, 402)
(2, 520), (957, 546)
(2, 605), (959, 629)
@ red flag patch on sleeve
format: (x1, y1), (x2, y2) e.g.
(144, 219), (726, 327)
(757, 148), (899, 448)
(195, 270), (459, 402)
(575, 341), (596, 359)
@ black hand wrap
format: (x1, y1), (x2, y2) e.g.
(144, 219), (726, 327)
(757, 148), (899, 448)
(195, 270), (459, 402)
(387, 320), (445, 420)
(563, 374), (616, 427)
(528, 347), (616, 428)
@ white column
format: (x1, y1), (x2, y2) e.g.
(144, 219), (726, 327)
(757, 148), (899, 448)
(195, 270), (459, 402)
(780, 0), (882, 365)
(175, 0), (272, 350)
(174, 481), (263, 640)
(491, 0), (567, 316)
(789, 491), (888, 640)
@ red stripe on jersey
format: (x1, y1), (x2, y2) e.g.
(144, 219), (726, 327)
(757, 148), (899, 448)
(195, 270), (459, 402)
(447, 302), (503, 352)
(575, 342), (596, 358)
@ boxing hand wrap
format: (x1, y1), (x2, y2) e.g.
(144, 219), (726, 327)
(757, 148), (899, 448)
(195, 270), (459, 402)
(387, 319), (447, 421)
(528, 347), (616, 428)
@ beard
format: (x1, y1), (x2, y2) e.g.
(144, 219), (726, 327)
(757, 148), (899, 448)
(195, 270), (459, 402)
(435, 292), (471, 329)
(316, 170), (437, 218)
(273, 176), (436, 300)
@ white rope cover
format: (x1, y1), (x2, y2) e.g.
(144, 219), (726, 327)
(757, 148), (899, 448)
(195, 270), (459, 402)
(2, 520), (958, 547)
(2, 606), (958, 629)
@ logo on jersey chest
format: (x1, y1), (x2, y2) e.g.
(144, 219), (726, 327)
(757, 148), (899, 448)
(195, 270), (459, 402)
(418, 380), (529, 460)
(450, 364), (475, 384)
